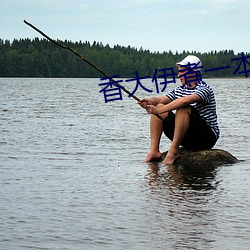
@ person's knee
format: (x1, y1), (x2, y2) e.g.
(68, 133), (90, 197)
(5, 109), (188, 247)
(155, 103), (164, 108)
(176, 106), (192, 116)
(154, 103), (169, 119)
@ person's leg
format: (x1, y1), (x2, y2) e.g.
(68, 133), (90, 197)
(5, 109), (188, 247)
(163, 106), (191, 164)
(144, 104), (169, 162)
(180, 107), (218, 150)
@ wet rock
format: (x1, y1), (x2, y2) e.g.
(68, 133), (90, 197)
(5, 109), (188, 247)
(161, 148), (238, 166)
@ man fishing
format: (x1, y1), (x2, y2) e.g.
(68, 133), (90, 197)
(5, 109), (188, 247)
(139, 55), (220, 164)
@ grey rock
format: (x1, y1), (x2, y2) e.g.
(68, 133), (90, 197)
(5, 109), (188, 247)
(161, 148), (238, 166)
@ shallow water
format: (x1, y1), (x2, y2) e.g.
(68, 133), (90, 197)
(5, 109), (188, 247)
(0, 78), (250, 249)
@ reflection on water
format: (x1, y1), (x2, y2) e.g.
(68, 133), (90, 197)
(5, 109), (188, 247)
(1, 78), (250, 250)
(147, 162), (219, 191)
(144, 162), (221, 249)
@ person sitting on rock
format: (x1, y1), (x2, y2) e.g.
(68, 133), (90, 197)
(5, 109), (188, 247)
(138, 55), (220, 165)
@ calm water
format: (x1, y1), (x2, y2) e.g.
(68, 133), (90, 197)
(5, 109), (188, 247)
(0, 78), (250, 250)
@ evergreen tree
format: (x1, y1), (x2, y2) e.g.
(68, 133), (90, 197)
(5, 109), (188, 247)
(0, 38), (247, 78)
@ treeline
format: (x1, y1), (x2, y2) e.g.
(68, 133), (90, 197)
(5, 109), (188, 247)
(0, 38), (247, 78)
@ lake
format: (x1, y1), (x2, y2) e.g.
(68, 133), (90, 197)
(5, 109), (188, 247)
(0, 78), (250, 250)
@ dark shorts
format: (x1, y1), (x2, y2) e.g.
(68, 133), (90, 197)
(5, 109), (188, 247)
(163, 107), (217, 150)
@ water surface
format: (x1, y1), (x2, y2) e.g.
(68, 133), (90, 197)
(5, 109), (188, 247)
(0, 78), (250, 249)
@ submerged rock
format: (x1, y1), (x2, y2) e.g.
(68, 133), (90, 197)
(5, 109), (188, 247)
(161, 148), (238, 166)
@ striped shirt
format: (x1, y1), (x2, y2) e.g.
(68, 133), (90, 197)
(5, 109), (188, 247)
(166, 81), (220, 139)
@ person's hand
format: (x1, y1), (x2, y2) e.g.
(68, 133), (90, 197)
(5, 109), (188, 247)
(146, 105), (159, 115)
(138, 98), (150, 109)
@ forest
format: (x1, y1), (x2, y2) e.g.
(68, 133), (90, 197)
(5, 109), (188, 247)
(0, 38), (248, 78)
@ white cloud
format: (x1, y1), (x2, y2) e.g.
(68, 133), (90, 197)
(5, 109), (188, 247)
(134, 0), (168, 5)
(205, 0), (236, 4)
(79, 3), (90, 10)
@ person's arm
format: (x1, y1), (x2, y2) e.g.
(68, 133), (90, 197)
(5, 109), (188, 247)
(138, 96), (171, 108)
(146, 94), (201, 114)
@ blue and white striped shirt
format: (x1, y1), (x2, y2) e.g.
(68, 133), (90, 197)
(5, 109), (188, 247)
(166, 81), (220, 139)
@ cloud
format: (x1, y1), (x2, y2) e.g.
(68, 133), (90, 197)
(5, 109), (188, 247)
(79, 3), (89, 10)
(134, 0), (167, 5)
(198, 0), (250, 9)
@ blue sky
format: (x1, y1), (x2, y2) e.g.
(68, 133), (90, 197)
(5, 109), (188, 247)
(1, 0), (249, 53)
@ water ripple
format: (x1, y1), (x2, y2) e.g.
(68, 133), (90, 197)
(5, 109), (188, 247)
(0, 78), (250, 250)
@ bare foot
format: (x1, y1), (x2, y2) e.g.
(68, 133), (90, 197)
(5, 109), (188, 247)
(163, 150), (179, 165)
(144, 151), (162, 162)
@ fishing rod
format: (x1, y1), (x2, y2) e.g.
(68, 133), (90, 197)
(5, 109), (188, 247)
(23, 20), (163, 120)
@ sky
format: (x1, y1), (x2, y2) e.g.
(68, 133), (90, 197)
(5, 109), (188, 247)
(1, 0), (250, 53)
